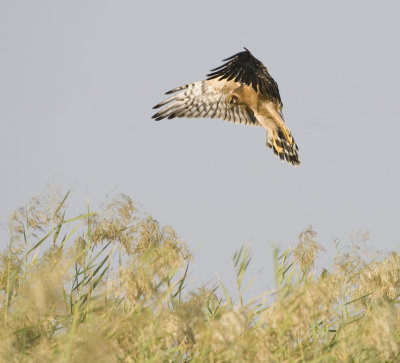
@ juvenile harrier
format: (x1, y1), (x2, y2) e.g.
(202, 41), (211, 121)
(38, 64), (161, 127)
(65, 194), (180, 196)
(152, 48), (300, 165)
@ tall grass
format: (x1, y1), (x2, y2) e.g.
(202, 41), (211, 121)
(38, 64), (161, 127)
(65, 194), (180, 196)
(0, 191), (399, 362)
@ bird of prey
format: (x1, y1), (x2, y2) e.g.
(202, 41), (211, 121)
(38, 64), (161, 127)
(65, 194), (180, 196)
(152, 48), (300, 165)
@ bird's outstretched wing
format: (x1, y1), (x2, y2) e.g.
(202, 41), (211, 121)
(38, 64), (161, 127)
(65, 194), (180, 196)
(207, 48), (282, 105)
(152, 80), (260, 127)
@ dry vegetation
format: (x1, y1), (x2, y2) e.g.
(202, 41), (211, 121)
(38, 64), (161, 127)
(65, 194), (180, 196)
(1, 191), (399, 362)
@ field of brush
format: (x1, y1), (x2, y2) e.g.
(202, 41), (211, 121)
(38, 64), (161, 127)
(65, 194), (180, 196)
(1, 191), (399, 362)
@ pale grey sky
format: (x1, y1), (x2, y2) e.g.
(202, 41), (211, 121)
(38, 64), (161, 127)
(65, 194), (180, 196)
(1, 1), (400, 294)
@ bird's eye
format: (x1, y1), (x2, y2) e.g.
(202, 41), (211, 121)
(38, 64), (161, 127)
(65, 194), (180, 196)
(229, 95), (239, 106)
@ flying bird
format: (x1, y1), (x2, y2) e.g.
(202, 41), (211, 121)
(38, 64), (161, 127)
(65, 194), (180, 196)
(152, 48), (300, 165)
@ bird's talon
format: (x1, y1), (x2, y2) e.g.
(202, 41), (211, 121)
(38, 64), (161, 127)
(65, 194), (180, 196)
(273, 139), (283, 153)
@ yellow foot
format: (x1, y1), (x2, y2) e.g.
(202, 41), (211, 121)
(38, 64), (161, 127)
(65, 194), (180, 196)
(282, 127), (293, 145)
(273, 138), (284, 154)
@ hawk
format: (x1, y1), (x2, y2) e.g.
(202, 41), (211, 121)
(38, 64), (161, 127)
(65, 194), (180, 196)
(152, 48), (300, 165)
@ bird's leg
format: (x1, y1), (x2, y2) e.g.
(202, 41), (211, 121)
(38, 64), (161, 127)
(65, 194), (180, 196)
(273, 137), (284, 153)
(264, 102), (294, 145)
(280, 125), (293, 145)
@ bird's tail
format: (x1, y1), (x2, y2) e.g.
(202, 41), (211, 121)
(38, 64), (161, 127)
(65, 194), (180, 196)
(266, 130), (300, 166)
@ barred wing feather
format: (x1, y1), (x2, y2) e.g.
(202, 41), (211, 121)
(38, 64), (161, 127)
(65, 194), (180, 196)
(152, 81), (260, 127)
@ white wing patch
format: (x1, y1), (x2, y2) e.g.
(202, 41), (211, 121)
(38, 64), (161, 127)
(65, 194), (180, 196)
(152, 81), (261, 127)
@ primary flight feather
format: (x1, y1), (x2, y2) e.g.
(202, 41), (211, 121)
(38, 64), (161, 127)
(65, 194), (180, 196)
(152, 48), (300, 165)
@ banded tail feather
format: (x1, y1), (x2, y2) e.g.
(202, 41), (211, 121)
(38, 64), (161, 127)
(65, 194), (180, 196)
(267, 130), (300, 165)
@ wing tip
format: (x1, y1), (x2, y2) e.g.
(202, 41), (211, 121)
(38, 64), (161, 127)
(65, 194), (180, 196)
(151, 113), (162, 121)
(165, 84), (187, 95)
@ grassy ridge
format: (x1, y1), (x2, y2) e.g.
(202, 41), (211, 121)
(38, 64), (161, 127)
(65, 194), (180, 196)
(0, 191), (399, 362)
